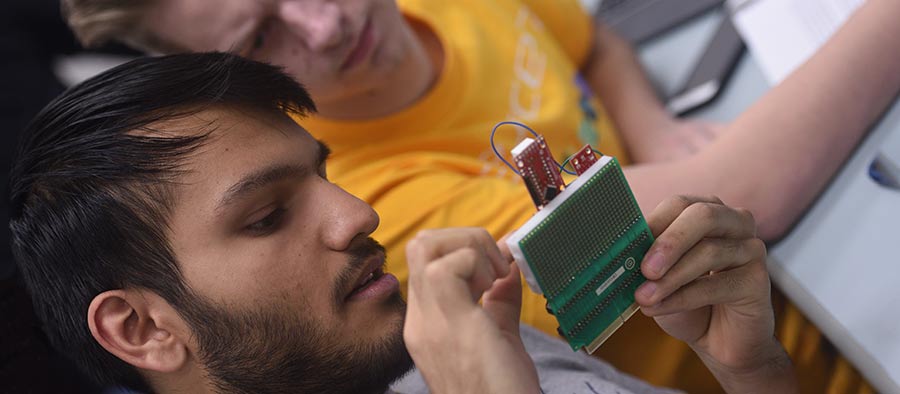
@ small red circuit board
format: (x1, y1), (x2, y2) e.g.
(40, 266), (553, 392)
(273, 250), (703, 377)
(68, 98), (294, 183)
(512, 136), (565, 209)
(570, 144), (599, 175)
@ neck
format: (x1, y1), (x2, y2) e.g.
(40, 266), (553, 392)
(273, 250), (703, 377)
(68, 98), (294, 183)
(315, 17), (443, 120)
(145, 362), (212, 394)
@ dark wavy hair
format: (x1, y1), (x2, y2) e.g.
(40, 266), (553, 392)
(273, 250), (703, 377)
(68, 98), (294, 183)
(8, 52), (315, 391)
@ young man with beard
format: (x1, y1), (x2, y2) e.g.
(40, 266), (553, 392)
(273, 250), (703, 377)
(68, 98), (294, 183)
(58, 0), (900, 390)
(9, 52), (796, 393)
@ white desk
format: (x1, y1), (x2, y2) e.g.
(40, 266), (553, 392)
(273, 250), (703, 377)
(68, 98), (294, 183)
(636, 9), (900, 393)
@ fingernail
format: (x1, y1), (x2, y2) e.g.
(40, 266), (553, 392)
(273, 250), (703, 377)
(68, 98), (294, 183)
(643, 251), (665, 276)
(637, 282), (656, 300)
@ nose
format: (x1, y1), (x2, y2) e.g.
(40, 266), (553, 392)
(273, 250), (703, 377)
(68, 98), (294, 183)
(318, 180), (381, 251)
(278, 1), (344, 52)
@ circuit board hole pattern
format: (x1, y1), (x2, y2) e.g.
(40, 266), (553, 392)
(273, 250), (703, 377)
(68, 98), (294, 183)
(554, 231), (650, 316)
(567, 270), (644, 338)
(514, 157), (654, 350)
(557, 229), (652, 344)
(519, 162), (642, 298)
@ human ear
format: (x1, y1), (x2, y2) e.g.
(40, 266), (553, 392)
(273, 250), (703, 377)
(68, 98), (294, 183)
(87, 290), (189, 373)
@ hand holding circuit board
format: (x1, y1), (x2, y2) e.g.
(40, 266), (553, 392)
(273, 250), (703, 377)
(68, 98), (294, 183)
(495, 122), (779, 363)
(493, 121), (655, 352)
(405, 130), (792, 391)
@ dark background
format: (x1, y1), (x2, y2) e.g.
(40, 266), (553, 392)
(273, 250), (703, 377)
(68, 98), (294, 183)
(1, 1), (136, 392)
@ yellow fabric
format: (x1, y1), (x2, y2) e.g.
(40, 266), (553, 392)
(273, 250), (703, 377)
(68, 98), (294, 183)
(296, 0), (871, 392)
(300, 0), (627, 315)
(772, 289), (876, 394)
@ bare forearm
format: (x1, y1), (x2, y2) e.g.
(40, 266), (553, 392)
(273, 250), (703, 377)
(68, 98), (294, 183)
(583, 23), (671, 147)
(626, 0), (900, 240)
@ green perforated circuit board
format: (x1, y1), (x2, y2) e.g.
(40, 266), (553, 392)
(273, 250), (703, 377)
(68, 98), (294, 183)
(507, 156), (654, 352)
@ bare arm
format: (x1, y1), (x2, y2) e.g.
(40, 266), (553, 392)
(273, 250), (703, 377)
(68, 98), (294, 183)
(583, 22), (731, 164)
(582, 23), (673, 152)
(622, 0), (900, 240)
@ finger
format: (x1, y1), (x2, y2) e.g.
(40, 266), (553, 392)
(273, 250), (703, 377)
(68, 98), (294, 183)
(406, 228), (508, 279)
(640, 261), (770, 317)
(642, 201), (756, 280)
(636, 237), (766, 305)
(496, 235), (514, 263)
(483, 262), (524, 333)
(646, 195), (725, 237)
(422, 247), (498, 308)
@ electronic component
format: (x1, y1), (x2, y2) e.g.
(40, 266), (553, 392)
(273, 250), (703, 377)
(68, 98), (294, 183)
(569, 144), (599, 175)
(511, 137), (566, 209)
(507, 155), (653, 353)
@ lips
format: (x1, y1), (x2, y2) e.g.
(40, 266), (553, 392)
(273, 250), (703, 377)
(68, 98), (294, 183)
(340, 17), (375, 71)
(345, 253), (386, 300)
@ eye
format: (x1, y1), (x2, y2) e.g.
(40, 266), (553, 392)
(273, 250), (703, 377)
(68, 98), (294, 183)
(247, 18), (273, 55)
(245, 207), (286, 235)
(251, 32), (266, 51)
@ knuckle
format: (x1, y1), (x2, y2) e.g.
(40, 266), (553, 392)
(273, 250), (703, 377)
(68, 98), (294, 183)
(747, 259), (770, 283)
(692, 194), (724, 205)
(746, 238), (767, 259)
(458, 246), (479, 262)
(671, 195), (695, 210)
(405, 238), (426, 260)
(698, 239), (727, 261)
(463, 229), (487, 250)
(697, 240), (733, 269)
(414, 228), (437, 240)
(474, 227), (493, 241)
(687, 201), (718, 223)
(423, 263), (448, 282)
(407, 231), (437, 256)
(736, 207), (756, 224)
(652, 237), (678, 257)
(723, 271), (751, 294)
(724, 239), (744, 259)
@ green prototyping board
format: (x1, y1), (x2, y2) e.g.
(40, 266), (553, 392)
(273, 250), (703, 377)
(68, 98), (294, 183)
(506, 156), (653, 353)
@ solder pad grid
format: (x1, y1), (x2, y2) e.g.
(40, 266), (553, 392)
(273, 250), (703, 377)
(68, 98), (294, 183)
(507, 157), (654, 352)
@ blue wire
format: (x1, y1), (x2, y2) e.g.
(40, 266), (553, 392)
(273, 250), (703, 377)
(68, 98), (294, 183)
(490, 121), (577, 176)
(559, 147), (603, 175)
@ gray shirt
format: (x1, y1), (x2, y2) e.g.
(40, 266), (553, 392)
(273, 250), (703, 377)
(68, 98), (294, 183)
(389, 324), (684, 394)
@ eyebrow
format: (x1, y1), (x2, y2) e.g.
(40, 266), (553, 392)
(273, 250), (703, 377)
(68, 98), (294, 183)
(215, 140), (331, 213)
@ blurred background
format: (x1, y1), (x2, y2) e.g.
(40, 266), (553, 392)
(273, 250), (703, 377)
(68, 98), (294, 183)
(1, 1), (136, 392)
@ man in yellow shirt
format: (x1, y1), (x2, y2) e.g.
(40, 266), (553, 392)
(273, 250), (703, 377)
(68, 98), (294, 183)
(62, 0), (900, 391)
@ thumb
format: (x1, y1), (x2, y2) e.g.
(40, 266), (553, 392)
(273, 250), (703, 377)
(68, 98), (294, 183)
(483, 262), (523, 334)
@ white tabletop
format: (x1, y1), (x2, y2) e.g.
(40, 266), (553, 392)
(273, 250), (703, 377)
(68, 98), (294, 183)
(636, 8), (900, 393)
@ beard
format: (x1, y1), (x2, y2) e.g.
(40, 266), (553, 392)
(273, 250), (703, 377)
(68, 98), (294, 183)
(178, 238), (413, 394)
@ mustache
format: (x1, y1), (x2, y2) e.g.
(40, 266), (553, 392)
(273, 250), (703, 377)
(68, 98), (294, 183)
(332, 236), (387, 306)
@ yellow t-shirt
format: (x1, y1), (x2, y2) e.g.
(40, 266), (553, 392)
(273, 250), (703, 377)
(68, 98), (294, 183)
(297, 1), (866, 392)
(299, 0), (626, 337)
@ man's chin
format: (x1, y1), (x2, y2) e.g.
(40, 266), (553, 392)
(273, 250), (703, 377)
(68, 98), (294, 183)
(184, 288), (413, 394)
(357, 299), (414, 393)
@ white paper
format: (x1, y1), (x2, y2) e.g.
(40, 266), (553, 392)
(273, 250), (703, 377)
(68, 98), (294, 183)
(731, 0), (865, 84)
